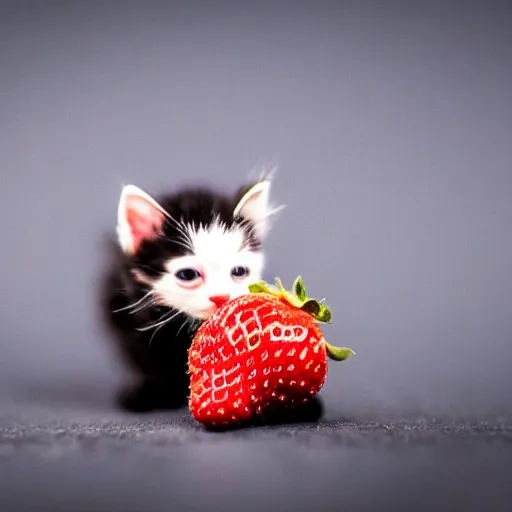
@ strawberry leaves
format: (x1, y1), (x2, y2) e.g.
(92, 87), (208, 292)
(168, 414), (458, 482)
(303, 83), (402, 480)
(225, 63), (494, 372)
(300, 300), (331, 324)
(249, 276), (332, 323)
(293, 276), (307, 302)
(302, 300), (332, 323)
(247, 282), (272, 294)
(248, 275), (355, 362)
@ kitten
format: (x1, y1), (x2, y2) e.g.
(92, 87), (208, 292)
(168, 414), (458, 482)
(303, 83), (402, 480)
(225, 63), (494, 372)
(101, 178), (276, 412)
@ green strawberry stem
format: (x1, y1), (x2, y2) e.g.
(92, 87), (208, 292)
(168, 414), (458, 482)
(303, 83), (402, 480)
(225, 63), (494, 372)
(248, 276), (355, 362)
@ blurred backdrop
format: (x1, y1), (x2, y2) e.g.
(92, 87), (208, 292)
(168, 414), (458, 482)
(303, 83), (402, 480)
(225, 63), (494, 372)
(1, 0), (511, 420)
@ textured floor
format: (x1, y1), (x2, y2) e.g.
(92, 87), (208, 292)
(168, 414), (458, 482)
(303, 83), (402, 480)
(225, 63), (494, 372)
(1, 389), (512, 512)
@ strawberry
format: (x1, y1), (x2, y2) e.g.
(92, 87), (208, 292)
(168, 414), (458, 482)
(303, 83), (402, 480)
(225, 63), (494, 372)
(188, 276), (354, 429)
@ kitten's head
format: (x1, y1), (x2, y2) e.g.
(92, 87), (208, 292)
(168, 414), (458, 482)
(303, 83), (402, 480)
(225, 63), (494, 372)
(116, 180), (278, 320)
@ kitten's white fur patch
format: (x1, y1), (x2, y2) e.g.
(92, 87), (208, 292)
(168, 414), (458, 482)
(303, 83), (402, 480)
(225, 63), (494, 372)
(116, 177), (284, 320)
(153, 221), (265, 319)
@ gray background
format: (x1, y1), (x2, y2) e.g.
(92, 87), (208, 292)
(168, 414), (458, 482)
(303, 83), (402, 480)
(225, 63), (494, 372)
(1, 1), (512, 510)
(2, 0), (511, 419)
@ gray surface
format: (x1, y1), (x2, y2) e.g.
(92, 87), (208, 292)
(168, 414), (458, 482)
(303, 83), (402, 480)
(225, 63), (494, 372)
(1, 1), (512, 510)
(1, 392), (512, 512)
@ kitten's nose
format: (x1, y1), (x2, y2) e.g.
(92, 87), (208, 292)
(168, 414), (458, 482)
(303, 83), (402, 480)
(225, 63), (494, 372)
(209, 295), (230, 308)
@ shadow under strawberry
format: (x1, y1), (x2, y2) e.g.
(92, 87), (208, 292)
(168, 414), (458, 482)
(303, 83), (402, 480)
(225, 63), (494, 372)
(201, 396), (325, 432)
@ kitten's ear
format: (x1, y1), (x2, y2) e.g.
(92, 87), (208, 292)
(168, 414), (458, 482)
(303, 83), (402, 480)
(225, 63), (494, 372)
(116, 185), (168, 255)
(233, 180), (272, 240)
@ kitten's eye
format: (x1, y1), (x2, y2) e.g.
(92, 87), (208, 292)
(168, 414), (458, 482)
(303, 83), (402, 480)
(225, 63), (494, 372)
(175, 268), (202, 282)
(231, 266), (250, 280)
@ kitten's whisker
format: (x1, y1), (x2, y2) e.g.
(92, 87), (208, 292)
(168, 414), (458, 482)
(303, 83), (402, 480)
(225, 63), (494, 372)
(148, 310), (181, 346)
(129, 298), (157, 315)
(264, 204), (286, 218)
(172, 235), (194, 253)
(176, 315), (190, 337)
(161, 211), (195, 253)
(176, 314), (201, 337)
(112, 291), (154, 314)
(163, 212), (194, 249)
(169, 214), (190, 238)
(136, 309), (180, 333)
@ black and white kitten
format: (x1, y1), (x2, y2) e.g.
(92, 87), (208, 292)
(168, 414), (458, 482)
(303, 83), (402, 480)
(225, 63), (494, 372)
(102, 179), (276, 412)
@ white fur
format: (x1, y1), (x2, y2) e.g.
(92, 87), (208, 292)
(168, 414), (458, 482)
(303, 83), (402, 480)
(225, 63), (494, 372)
(116, 179), (280, 320)
(153, 221), (265, 319)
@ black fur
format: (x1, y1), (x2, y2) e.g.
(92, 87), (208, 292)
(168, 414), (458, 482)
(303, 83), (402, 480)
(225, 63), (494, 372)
(100, 184), (262, 412)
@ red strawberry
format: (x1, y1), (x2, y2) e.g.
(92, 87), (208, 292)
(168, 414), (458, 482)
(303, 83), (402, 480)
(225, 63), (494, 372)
(188, 276), (354, 429)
